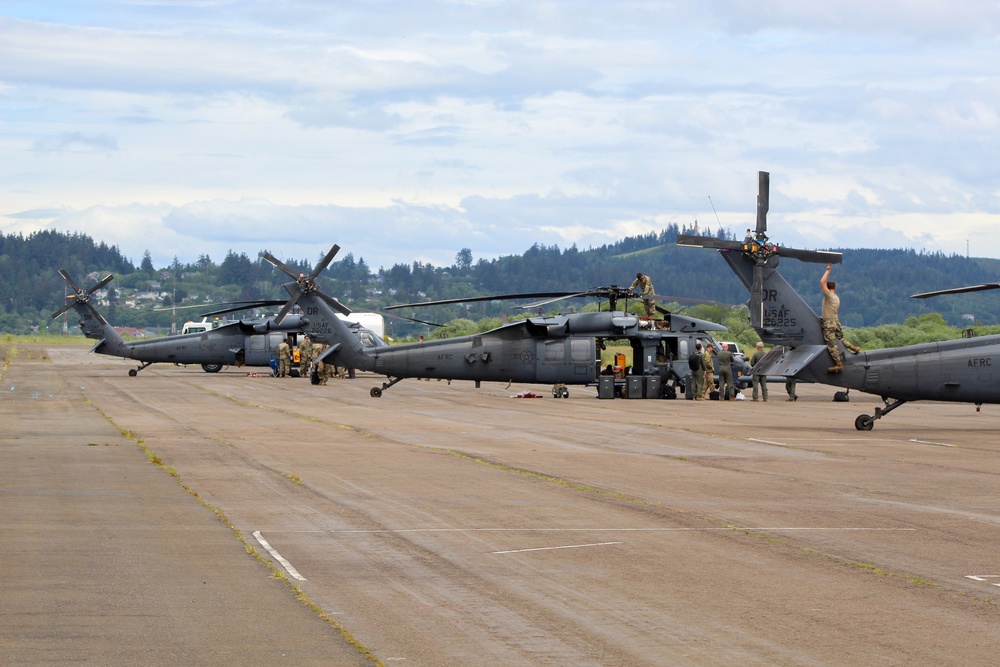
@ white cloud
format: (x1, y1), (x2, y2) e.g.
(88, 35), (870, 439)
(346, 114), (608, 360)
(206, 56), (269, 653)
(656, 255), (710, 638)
(2, 0), (1000, 274)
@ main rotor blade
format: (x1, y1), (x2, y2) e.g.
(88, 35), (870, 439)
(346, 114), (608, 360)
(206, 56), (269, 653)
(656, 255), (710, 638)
(311, 244), (340, 278)
(199, 301), (288, 317)
(911, 282), (1000, 298)
(262, 251), (299, 280)
(776, 247), (843, 264)
(385, 292), (579, 310)
(646, 293), (735, 307)
(377, 311), (445, 328)
(517, 292), (593, 309)
(756, 171), (769, 237)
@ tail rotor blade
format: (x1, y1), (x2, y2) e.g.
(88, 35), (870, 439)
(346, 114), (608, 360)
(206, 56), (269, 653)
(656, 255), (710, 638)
(58, 269), (83, 295)
(756, 171), (769, 237)
(311, 244), (340, 279)
(89, 273), (114, 294)
(778, 247), (843, 264)
(319, 292), (352, 316)
(274, 292), (301, 325)
(262, 251), (298, 280)
(676, 235), (743, 251)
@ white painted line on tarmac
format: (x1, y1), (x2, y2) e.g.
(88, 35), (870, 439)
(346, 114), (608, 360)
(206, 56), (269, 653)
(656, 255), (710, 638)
(965, 575), (1000, 587)
(492, 541), (622, 554)
(749, 438), (887, 446)
(316, 527), (915, 534)
(253, 530), (307, 581)
(909, 439), (957, 448)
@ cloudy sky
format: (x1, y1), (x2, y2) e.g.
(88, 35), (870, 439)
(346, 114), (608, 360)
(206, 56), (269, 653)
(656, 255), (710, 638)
(3, 0), (1000, 272)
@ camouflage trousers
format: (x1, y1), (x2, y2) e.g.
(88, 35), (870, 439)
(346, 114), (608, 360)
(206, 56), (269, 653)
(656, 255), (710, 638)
(821, 319), (855, 365)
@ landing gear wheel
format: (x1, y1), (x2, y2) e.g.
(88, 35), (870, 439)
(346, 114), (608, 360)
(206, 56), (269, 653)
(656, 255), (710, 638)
(855, 414), (874, 431)
(559, 387), (569, 398)
(128, 369), (138, 377)
(201, 363), (222, 373)
(370, 387), (383, 398)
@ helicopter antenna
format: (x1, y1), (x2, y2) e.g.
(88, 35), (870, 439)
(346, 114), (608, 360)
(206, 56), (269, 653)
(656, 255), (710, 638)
(708, 195), (722, 226)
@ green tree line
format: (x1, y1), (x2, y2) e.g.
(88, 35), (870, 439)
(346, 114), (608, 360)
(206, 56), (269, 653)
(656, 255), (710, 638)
(4, 228), (1000, 338)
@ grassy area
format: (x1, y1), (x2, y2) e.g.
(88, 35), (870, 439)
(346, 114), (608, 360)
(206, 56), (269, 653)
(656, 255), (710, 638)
(2, 333), (91, 345)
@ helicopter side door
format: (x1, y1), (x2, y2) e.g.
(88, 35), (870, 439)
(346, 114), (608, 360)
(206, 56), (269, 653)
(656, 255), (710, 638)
(535, 336), (598, 383)
(244, 331), (285, 367)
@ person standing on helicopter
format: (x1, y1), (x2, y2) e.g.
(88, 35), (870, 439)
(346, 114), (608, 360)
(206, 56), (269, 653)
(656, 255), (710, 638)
(629, 272), (656, 318)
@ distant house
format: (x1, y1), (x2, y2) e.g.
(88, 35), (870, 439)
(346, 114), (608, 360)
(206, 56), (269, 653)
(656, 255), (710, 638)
(114, 327), (148, 338)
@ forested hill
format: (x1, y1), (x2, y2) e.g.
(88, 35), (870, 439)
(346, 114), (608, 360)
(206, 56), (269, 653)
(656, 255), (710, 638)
(4, 227), (1000, 334)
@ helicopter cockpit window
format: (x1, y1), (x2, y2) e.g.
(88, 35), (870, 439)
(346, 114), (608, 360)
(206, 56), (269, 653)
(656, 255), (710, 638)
(357, 329), (389, 349)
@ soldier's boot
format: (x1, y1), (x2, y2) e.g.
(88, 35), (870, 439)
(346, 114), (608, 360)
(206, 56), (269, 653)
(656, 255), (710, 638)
(845, 342), (861, 354)
(827, 347), (843, 373)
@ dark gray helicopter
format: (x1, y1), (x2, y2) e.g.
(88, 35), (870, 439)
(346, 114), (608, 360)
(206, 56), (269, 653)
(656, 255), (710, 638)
(257, 245), (739, 399)
(679, 170), (1000, 430)
(53, 268), (310, 376)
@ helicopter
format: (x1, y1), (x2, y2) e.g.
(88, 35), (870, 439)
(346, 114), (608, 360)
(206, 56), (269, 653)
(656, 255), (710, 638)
(256, 245), (744, 399)
(53, 267), (332, 376)
(678, 170), (1000, 430)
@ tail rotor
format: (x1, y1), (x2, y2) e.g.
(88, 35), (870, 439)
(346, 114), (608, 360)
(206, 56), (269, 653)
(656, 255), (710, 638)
(262, 245), (352, 323)
(52, 270), (114, 321)
(678, 171), (842, 327)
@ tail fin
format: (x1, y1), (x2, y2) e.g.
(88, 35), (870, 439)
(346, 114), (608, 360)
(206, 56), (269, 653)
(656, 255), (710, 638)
(292, 286), (373, 372)
(53, 270), (128, 355)
(720, 251), (824, 348)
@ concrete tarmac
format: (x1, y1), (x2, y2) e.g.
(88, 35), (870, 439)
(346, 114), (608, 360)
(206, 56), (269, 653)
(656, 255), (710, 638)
(3, 344), (1000, 666)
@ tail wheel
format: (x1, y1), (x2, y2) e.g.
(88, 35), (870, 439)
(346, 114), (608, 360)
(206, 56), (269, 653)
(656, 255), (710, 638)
(855, 414), (874, 431)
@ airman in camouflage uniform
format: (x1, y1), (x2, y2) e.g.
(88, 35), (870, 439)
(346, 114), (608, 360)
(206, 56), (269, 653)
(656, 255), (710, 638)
(820, 263), (860, 373)
(277, 337), (292, 377)
(700, 344), (714, 400)
(298, 334), (312, 377)
(629, 272), (657, 318)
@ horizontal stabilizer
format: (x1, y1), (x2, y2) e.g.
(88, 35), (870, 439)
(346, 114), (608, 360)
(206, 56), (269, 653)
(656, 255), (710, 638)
(752, 345), (828, 377)
(316, 344), (341, 363)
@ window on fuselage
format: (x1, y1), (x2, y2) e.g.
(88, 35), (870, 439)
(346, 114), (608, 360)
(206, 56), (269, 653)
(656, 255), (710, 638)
(544, 340), (565, 363)
(570, 338), (593, 363)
